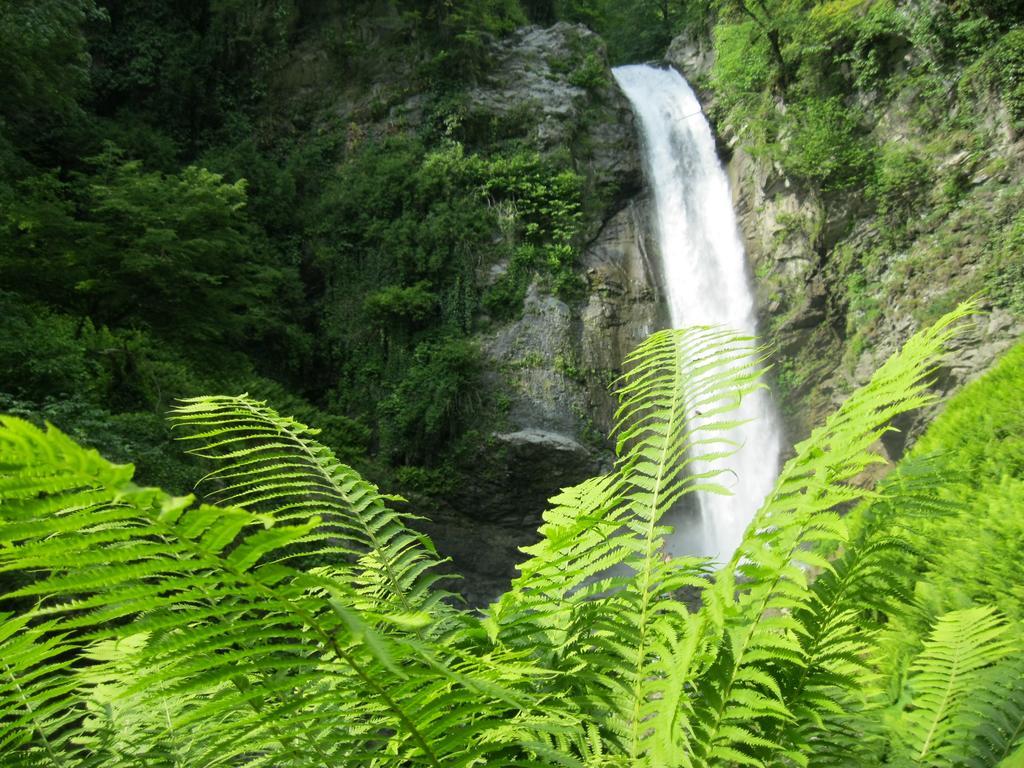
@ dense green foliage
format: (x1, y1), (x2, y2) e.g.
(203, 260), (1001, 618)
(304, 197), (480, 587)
(6, 0), (1022, 516)
(554, 0), (708, 63)
(312, 136), (585, 463)
(697, 0), (1024, 191)
(634, 0), (1024, 429)
(3, 303), (1023, 766)
(796, 334), (1024, 766)
(0, 0), (598, 497)
(2, 0), (318, 489)
(862, 339), (1024, 624)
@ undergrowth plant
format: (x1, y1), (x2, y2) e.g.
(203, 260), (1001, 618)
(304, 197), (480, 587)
(1, 299), (1022, 766)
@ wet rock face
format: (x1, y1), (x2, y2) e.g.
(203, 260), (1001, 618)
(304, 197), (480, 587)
(467, 26), (661, 504)
(471, 198), (664, 522)
(484, 284), (585, 440)
(730, 134), (1024, 452)
(665, 27), (716, 84)
(726, 146), (820, 291)
(579, 196), (665, 427)
(471, 24), (591, 150)
(732, 147), (1024, 453)
(438, 196), (664, 604)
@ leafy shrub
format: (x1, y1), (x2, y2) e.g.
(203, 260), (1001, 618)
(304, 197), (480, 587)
(984, 209), (1024, 314)
(711, 21), (775, 113)
(379, 337), (482, 465)
(841, 0), (910, 90)
(0, 0), (97, 141)
(0, 392), (197, 494)
(556, 0), (678, 64)
(569, 51), (609, 89)
(1, 147), (300, 352)
(364, 282), (439, 330)
(780, 96), (874, 190)
(417, 0), (527, 81)
(798, 0), (905, 92)
(991, 28), (1024, 128)
(962, 28), (1024, 131)
(476, 152), (585, 312)
(199, 135), (301, 239)
(0, 295), (106, 399)
(869, 143), (933, 240)
(394, 464), (460, 497)
(315, 137), (583, 465)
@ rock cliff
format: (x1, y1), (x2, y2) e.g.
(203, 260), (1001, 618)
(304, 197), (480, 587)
(265, 18), (666, 603)
(420, 24), (664, 602)
(667, 31), (1024, 457)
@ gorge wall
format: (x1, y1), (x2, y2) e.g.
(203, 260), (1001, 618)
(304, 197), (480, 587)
(448, 20), (1024, 600)
(436, 26), (665, 602)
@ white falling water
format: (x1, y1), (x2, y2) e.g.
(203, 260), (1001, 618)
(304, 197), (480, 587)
(612, 64), (781, 563)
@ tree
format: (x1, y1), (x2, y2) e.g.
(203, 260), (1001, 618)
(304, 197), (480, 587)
(0, 0), (98, 142)
(714, 0), (791, 88)
(0, 146), (297, 350)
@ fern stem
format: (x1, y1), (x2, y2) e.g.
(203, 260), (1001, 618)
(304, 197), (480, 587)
(916, 631), (965, 760)
(996, 712), (1024, 763)
(161, 699), (186, 768)
(627, 340), (686, 758)
(229, 671), (339, 768)
(699, 476), (808, 762)
(160, 531), (337, 768)
(324, 630), (443, 767)
(238, 399), (418, 616)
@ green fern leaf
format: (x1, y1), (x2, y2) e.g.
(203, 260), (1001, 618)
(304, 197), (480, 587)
(691, 301), (976, 767)
(0, 416), (578, 766)
(169, 395), (448, 616)
(897, 606), (1016, 764)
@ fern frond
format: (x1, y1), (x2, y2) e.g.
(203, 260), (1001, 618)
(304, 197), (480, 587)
(895, 606), (1016, 764)
(691, 302), (976, 767)
(767, 534), (916, 767)
(614, 327), (765, 759)
(960, 652), (1024, 767)
(779, 458), (952, 765)
(0, 301), (987, 767)
(613, 326), (766, 521)
(0, 615), (85, 766)
(169, 395), (448, 616)
(492, 326), (766, 764)
(0, 416), (576, 766)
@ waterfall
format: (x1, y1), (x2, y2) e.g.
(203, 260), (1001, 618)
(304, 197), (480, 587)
(612, 64), (781, 563)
